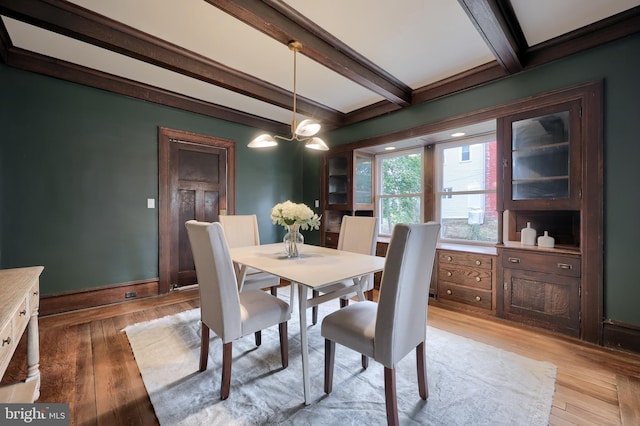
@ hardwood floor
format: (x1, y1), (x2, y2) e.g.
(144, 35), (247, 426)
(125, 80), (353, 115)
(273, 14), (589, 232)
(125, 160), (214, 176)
(3, 288), (639, 425)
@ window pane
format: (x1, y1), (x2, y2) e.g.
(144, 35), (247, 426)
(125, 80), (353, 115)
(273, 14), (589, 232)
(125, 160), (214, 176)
(380, 154), (422, 195)
(379, 196), (421, 234)
(439, 193), (498, 242)
(442, 142), (496, 191)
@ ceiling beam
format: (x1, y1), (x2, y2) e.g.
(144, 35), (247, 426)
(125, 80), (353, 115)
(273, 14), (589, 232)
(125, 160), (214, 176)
(0, 0), (343, 125)
(457, 0), (526, 73)
(4, 46), (291, 134)
(205, 0), (413, 107)
(0, 16), (10, 64)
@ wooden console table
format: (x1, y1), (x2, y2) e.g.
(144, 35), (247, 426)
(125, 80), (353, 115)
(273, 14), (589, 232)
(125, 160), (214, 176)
(0, 266), (43, 402)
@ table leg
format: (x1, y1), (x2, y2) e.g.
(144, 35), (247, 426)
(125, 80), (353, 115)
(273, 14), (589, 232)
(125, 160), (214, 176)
(297, 283), (311, 405)
(25, 312), (40, 400)
(354, 275), (367, 301)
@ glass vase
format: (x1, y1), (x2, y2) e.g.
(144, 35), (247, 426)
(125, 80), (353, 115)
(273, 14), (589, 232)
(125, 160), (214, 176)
(283, 224), (304, 258)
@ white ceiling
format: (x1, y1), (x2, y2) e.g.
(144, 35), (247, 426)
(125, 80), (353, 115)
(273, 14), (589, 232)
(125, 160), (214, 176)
(2, 0), (639, 130)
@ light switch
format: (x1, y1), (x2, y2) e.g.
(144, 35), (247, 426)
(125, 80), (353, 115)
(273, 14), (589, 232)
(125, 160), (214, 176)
(147, 198), (156, 209)
(315, 199), (319, 208)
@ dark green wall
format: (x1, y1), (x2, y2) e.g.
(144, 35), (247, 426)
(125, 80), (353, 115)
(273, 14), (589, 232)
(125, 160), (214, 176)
(0, 65), (314, 295)
(306, 33), (640, 325)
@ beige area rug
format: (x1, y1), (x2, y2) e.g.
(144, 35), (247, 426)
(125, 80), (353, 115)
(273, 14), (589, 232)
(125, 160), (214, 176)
(124, 289), (556, 425)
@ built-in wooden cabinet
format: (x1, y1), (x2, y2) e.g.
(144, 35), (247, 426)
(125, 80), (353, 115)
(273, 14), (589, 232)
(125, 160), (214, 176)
(435, 245), (496, 312)
(499, 248), (580, 337)
(321, 150), (374, 248)
(497, 81), (602, 343)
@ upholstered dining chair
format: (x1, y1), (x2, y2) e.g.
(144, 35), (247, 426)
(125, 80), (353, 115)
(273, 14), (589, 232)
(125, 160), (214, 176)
(311, 215), (378, 325)
(185, 220), (291, 400)
(218, 214), (280, 295)
(321, 222), (440, 426)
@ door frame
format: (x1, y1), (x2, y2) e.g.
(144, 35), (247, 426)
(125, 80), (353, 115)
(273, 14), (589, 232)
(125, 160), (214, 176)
(158, 126), (236, 294)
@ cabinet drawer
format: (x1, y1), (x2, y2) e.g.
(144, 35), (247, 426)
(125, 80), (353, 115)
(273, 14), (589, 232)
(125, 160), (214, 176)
(502, 249), (580, 277)
(29, 285), (40, 314)
(324, 232), (339, 249)
(438, 265), (492, 290)
(0, 319), (14, 376)
(439, 251), (493, 270)
(14, 297), (29, 335)
(439, 283), (492, 310)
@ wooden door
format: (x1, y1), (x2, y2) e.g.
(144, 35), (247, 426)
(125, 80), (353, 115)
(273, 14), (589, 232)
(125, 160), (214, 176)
(172, 143), (226, 287)
(159, 127), (235, 293)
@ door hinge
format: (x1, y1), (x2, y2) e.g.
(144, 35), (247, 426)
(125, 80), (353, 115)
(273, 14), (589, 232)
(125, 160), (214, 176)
(503, 282), (508, 290)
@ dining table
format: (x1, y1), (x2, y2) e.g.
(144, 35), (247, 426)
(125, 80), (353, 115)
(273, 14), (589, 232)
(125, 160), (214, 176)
(228, 242), (386, 405)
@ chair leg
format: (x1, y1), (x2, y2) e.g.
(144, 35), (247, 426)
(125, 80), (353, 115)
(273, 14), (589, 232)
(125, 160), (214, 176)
(220, 342), (232, 400)
(270, 286), (278, 296)
(312, 290), (319, 325)
(279, 321), (288, 368)
(361, 354), (369, 369)
(254, 330), (261, 346)
(199, 323), (210, 372)
(365, 289), (374, 301)
(324, 339), (335, 394)
(416, 341), (428, 399)
(384, 367), (399, 426)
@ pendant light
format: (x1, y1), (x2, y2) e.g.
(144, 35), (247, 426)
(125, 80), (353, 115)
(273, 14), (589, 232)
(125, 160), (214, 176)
(248, 41), (329, 151)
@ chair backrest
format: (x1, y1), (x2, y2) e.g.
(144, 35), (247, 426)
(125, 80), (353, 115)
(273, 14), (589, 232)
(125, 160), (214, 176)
(185, 220), (242, 342)
(374, 222), (440, 368)
(218, 214), (260, 248)
(337, 215), (378, 256)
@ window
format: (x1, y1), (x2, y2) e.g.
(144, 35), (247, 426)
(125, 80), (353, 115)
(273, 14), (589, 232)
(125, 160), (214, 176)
(461, 145), (470, 161)
(436, 137), (497, 243)
(376, 148), (423, 236)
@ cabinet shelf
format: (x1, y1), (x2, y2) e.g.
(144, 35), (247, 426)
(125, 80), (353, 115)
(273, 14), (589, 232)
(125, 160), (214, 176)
(513, 175), (569, 182)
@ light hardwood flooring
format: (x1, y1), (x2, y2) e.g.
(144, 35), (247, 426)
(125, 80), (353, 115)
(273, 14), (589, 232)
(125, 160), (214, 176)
(2, 287), (639, 425)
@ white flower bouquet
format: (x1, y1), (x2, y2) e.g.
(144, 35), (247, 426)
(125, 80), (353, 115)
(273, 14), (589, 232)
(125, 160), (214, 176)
(271, 200), (321, 231)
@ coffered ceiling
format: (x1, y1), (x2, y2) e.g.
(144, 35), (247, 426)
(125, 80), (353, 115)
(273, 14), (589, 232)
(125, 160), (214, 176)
(1, 0), (638, 137)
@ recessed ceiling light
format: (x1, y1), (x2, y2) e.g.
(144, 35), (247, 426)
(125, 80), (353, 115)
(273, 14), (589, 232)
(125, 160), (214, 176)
(385, 147), (396, 151)
(451, 132), (466, 137)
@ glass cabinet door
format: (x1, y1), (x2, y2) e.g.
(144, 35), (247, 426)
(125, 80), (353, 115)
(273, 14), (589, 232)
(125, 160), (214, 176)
(503, 100), (580, 210)
(327, 154), (350, 208)
(511, 110), (570, 200)
(354, 152), (373, 209)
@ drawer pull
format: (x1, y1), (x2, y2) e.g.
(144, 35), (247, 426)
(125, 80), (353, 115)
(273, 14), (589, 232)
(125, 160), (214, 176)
(557, 263), (573, 270)
(446, 256), (452, 262)
(33, 291), (39, 296)
(446, 271), (452, 277)
(475, 260), (481, 266)
(2, 337), (11, 347)
(19, 309), (27, 316)
(446, 289), (452, 295)
(475, 296), (482, 302)
(476, 277), (481, 282)
(508, 257), (521, 263)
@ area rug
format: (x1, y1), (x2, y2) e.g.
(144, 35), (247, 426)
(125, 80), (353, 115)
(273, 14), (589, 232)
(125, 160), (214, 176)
(124, 289), (556, 425)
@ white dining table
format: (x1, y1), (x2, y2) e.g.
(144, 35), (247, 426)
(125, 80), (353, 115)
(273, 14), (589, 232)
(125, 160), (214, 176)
(228, 242), (386, 405)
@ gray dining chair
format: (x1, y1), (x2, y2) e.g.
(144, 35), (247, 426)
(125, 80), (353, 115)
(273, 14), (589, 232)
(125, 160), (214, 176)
(185, 220), (291, 400)
(218, 214), (280, 295)
(312, 215), (378, 325)
(321, 222), (440, 425)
